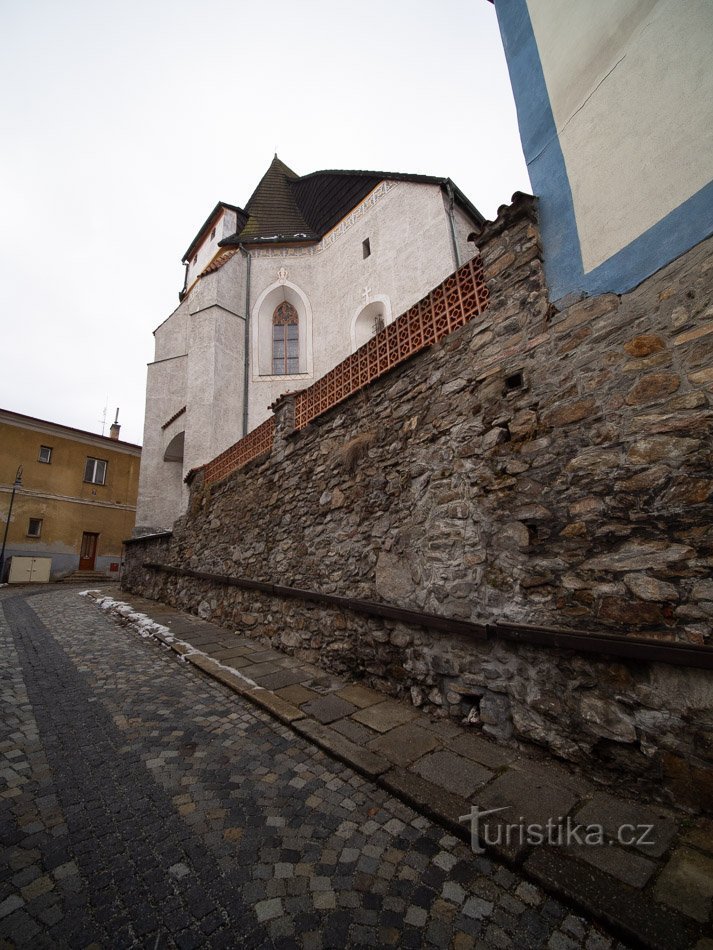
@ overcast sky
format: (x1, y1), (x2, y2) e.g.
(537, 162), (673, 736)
(0, 0), (530, 446)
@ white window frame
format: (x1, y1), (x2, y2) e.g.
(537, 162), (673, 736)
(84, 457), (107, 485)
(38, 445), (52, 464)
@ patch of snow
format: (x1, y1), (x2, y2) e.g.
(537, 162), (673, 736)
(85, 593), (172, 641)
(222, 663), (263, 690)
(84, 591), (258, 688)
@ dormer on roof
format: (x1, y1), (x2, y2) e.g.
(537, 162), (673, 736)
(180, 201), (248, 299)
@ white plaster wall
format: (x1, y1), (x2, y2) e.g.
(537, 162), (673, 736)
(528, 0), (713, 272)
(184, 208), (238, 289)
(247, 181), (467, 427)
(188, 248), (246, 319)
(452, 202), (481, 266)
(154, 301), (189, 361)
(351, 297), (393, 352)
(135, 355), (187, 531)
(138, 180), (482, 527)
(184, 253), (247, 471)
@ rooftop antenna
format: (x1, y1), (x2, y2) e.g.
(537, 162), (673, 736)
(99, 396), (108, 436)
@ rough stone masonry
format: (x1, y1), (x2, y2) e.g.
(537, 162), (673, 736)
(124, 195), (713, 811)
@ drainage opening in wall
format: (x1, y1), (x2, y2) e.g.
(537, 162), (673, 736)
(504, 370), (525, 392)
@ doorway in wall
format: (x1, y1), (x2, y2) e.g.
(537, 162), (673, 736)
(79, 532), (99, 571)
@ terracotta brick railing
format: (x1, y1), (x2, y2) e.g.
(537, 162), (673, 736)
(201, 255), (489, 485)
(295, 255), (489, 429)
(202, 418), (276, 485)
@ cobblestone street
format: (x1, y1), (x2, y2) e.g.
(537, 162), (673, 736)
(0, 588), (623, 949)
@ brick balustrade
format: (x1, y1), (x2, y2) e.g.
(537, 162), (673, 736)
(203, 254), (489, 484)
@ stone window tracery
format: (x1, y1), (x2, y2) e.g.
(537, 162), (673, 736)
(272, 301), (299, 375)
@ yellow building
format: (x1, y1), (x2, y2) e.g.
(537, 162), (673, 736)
(0, 408), (141, 581)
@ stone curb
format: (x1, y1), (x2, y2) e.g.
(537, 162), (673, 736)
(85, 590), (708, 950)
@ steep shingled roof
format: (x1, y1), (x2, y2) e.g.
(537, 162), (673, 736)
(220, 156), (485, 248)
(237, 157), (318, 243)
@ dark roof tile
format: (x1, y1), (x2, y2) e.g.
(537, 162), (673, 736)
(218, 156), (485, 248)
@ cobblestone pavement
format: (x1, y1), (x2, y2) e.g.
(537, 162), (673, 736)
(0, 588), (625, 949)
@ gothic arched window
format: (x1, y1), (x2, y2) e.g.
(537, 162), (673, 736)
(272, 301), (299, 375)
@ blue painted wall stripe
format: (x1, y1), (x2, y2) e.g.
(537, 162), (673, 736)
(493, 0), (713, 302)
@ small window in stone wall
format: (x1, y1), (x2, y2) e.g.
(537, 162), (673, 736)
(362, 238), (371, 259)
(38, 445), (52, 463)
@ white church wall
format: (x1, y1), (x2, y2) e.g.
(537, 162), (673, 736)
(188, 247), (245, 319)
(245, 181), (464, 428)
(184, 207), (238, 292)
(154, 300), (189, 362)
(135, 354), (187, 531)
(452, 202), (481, 267)
(210, 308), (247, 460)
(184, 248), (247, 470)
(138, 179), (483, 529)
(351, 297), (393, 353)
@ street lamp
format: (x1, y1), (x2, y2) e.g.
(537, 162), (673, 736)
(0, 465), (23, 582)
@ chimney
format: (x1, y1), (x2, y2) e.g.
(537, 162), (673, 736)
(109, 408), (121, 441)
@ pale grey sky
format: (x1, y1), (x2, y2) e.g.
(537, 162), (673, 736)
(0, 0), (530, 445)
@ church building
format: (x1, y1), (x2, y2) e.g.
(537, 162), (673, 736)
(136, 156), (484, 532)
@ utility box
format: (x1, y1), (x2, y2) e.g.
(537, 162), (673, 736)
(8, 557), (52, 584)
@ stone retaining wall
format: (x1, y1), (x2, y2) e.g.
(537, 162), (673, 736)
(124, 196), (713, 810)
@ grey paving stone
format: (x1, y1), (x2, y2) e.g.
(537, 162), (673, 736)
(239, 661), (283, 678)
(255, 897), (284, 922)
(334, 684), (385, 708)
(352, 701), (418, 733)
(301, 695), (357, 725)
(574, 792), (679, 858)
(331, 717), (376, 745)
(0, 895), (25, 919)
(257, 669), (311, 691)
(463, 896), (494, 920)
(213, 653), (255, 670)
(571, 841), (657, 888)
(413, 749), (493, 797)
(248, 650), (285, 663)
(653, 848), (713, 923)
(274, 684), (319, 706)
(416, 717), (463, 739)
(447, 732), (514, 769)
(367, 722), (440, 766)
(475, 767), (580, 827)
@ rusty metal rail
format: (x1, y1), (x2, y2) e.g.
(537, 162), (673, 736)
(141, 562), (713, 670)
